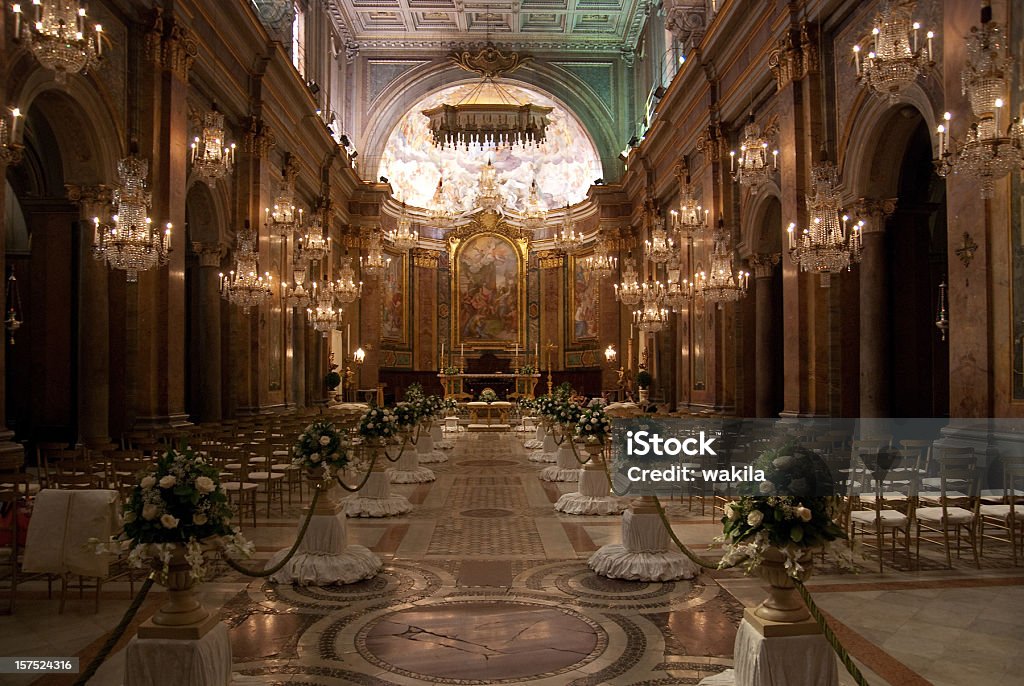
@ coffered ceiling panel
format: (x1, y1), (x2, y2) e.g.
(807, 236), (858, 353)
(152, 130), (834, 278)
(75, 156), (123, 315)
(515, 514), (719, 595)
(327, 0), (647, 53)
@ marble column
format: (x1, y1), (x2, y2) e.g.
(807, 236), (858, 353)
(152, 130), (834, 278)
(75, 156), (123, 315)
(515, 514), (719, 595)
(0, 145), (24, 460)
(67, 185), (113, 447)
(291, 308), (306, 407)
(855, 199), (897, 418)
(751, 254), (780, 418)
(193, 243), (225, 422)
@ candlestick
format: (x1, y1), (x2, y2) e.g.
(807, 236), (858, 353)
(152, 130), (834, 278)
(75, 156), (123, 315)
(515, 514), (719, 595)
(926, 31), (933, 63)
(96, 24), (103, 57)
(729, 150), (735, 173)
(912, 22), (919, 54)
(995, 98), (1003, 135)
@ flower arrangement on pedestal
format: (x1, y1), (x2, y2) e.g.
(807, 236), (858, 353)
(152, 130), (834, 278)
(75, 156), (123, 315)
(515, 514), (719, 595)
(518, 364), (537, 374)
(442, 366), (461, 375)
(441, 397), (459, 415)
(293, 420), (350, 477)
(576, 406), (612, 445)
(419, 395), (443, 421)
(404, 383), (425, 402)
(717, 445), (849, 576)
(118, 447), (253, 580)
(393, 402), (420, 432)
(555, 400), (583, 428)
(535, 395), (559, 422)
(358, 406), (399, 442)
(479, 388), (498, 404)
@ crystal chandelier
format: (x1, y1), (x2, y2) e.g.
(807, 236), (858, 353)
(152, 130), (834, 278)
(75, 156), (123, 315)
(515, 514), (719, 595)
(264, 172), (301, 238)
(671, 170), (708, 240)
(333, 256), (363, 304)
(935, 4), (1023, 198)
(12, 0), (104, 85)
(427, 175), (457, 227)
(614, 254), (643, 306)
(298, 209), (330, 264)
(553, 205), (583, 254)
(633, 282), (669, 333)
(360, 232), (391, 279)
(283, 261), (311, 308)
(730, 115), (778, 194)
(306, 284), (342, 337)
(220, 221), (273, 313)
(583, 238), (617, 279)
(190, 109), (235, 187)
(521, 179), (546, 229)
(422, 46), (551, 150)
(92, 155), (171, 283)
(787, 151), (863, 286)
(663, 256), (695, 312)
(697, 219), (749, 308)
(852, 0), (935, 102)
(644, 215), (677, 265)
(387, 202), (419, 251)
(475, 159), (503, 212)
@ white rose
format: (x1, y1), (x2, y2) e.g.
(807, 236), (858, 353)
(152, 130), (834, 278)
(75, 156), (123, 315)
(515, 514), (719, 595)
(160, 513), (179, 529)
(193, 513), (208, 525)
(796, 506), (813, 522)
(159, 475), (177, 489)
(366, 423), (375, 429)
(725, 502), (740, 521)
(773, 455), (795, 469)
(142, 504), (159, 520)
(747, 510), (764, 527)
(140, 475), (157, 489)
(311, 453), (322, 463)
(759, 480), (775, 495)
(319, 436), (331, 446)
(194, 476), (215, 494)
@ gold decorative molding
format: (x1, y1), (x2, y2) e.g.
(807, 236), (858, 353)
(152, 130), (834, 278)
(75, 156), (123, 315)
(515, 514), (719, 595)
(749, 253), (780, 279)
(695, 123), (725, 159)
(413, 248), (439, 268)
(853, 197), (898, 233)
(769, 21), (820, 90)
(192, 242), (227, 268)
(450, 46), (532, 78)
(66, 183), (113, 220)
(538, 250), (564, 269)
(145, 9), (197, 80)
(956, 232), (978, 268)
(242, 116), (276, 157)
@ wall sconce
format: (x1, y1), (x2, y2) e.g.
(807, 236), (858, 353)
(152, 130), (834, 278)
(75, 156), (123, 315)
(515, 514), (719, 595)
(604, 345), (617, 363)
(353, 347), (366, 364)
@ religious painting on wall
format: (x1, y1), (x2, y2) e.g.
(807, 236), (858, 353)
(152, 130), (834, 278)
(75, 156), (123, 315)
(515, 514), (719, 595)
(569, 253), (599, 344)
(381, 251), (407, 344)
(453, 233), (523, 348)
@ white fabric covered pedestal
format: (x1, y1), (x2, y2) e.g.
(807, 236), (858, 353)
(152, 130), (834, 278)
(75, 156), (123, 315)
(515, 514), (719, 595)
(268, 508), (381, 586)
(539, 443), (581, 482)
(387, 446), (435, 483)
(523, 424), (545, 450)
(529, 431), (558, 463)
(555, 465), (628, 515)
(415, 430), (448, 464)
(588, 510), (699, 581)
(341, 471), (413, 517)
(697, 618), (839, 686)
(125, 622), (232, 686)
(432, 423), (454, 449)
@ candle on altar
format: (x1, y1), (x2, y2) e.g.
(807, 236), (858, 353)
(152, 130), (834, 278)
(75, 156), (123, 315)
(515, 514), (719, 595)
(346, 324), (351, 362)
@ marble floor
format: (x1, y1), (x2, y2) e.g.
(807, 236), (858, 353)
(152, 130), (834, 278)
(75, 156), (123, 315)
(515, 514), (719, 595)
(2, 430), (1022, 685)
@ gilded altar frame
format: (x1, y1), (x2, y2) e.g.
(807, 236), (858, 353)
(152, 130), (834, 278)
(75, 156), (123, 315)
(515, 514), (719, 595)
(448, 210), (529, 351)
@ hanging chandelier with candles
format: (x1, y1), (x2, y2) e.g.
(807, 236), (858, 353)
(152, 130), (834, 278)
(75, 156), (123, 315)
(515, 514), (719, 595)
(307, 284), (342, 337)
(852, 0), (935, 102)
(387, 202), (419, 251)
(220, 221), (273, 313)
(697, 219), (749, 308)
(297, 208), (330, 264)
(644, 214), (677, 265)
(614, 254), (643, 306)
(475, 159), (503, 212)
(521, 179), (546, 229)
(12, 0), (104, 85)
(264, 170), (301, 238)
(92, 155), (171, 283)
(427, 175), (458, 227)
(552, 204), (583, 254)
(934, 4), (1023, 199)
(190, 108), (235, 186)
(360, 232), (391, 279)
(730, 115), (778, 195)
(663, 255), (695, 312)
(671, 169), (708, 240)
(333, 256), (363, 304)
(422, 46), (552, 150)
(283, 260), (311, 308)
(633, 281), (669, 334)
(787, 149), (863, 286)
(583, 238), (618, 280)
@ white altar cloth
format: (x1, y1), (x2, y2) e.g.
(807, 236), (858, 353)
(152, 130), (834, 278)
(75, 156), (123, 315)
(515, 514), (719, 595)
(729, 617), (838, 686)
(23, 489), (119, 578)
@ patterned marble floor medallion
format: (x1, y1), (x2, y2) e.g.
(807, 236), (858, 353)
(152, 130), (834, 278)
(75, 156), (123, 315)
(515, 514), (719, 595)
(460, 507), (515, 518)
(266, 562), (446, 609)
(355, 600), (607, 684)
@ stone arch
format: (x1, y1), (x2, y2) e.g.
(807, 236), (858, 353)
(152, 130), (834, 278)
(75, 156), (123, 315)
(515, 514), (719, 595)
(185, 178), (230, 247)
(359, 60), (620, 183)
(738, 181), (782, 258)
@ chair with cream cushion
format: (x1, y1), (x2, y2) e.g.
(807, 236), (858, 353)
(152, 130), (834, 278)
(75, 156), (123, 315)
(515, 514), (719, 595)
(979, 460), (1024, 565)
(849, 449), (919, 573)
(914, 453), (981, 569)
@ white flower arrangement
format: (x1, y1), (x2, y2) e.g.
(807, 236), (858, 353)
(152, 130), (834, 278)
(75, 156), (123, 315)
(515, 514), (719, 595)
(358, 406), (399, 442)
(293, 419), (350, 475)
(576, 406), (612, 443)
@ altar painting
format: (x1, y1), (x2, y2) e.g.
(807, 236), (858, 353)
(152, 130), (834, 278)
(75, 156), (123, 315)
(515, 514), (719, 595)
(454, 233), (522, 347)
(381, 252), (406, 343)
(569, 253), (599, 344)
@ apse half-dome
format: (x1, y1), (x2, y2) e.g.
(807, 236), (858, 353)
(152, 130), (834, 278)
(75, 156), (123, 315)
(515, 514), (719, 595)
(379, 83), (602, 214)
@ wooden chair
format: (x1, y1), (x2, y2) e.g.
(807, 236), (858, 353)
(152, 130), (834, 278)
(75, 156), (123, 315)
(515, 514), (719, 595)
(915, 453), (981, 569)
(979, 460), (1024, 565)
(0, 488), (24, 613)
(209, 449), (258, 528)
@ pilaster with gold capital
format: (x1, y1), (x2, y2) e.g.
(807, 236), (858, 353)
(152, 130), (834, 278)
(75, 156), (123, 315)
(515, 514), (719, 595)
(750, 253), (780, 280)
(193, 242), (227, 268)
(852, 198), (898, 234)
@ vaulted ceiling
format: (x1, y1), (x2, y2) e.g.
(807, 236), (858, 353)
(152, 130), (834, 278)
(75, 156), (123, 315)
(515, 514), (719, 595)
(326, 0), (650, 54)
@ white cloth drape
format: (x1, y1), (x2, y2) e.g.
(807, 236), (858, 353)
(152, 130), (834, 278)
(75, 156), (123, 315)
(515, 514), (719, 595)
(23, 489), (119, 578)
(733, 619), (839, 686)
(268, 512), (381, 586)
(125, 623), (232, 686)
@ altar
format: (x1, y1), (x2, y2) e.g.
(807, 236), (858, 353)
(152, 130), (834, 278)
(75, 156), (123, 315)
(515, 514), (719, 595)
(438, 373), (540, 401)
(465, 401), (512, 431)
